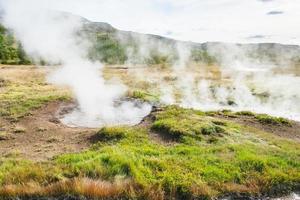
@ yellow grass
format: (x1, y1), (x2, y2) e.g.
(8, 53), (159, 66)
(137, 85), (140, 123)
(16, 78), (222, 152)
(0, 178), (132, 198)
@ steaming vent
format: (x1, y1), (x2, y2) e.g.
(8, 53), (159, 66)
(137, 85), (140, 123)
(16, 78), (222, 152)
(2, 1), (300, 127)
(58, 99), (152, 128)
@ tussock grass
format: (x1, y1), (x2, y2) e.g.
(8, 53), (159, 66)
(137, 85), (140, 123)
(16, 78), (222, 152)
(0, 178), (132, 199)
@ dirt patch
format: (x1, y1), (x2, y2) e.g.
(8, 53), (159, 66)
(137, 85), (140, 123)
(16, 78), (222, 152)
(0, 101), (97, 161)
(215, 114), (300, 142)
(138, 107), (178, 145)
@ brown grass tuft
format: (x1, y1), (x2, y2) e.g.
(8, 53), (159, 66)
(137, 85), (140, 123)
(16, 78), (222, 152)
(0, 178), (132, 198)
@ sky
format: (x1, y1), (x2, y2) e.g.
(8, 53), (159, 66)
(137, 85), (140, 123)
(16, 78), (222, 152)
(1, 0), (300, 45)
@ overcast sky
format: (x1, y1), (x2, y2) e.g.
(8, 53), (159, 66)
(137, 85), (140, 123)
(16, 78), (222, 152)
(1, 0), (300, 44)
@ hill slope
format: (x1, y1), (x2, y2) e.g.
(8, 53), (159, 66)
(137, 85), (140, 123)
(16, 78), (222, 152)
(1, 12), (300, 66)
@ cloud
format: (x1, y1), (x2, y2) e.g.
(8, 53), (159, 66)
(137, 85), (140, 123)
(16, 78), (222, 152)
(258, 0), (275, 2)
(0, 0), (299, 45)
(267, 10), (284, 15)
(164, 31), (173, 36)
(247, 35), (269, 39)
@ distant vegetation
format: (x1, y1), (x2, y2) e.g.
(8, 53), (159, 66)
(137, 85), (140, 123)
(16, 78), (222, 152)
(88, 32), (127, 64)
(1, 19), (300, 67)
(0, 24), (31, 65)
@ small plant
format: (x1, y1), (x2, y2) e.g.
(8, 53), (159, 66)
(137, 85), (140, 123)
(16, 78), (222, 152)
(212, 120), (227, 126)
(201, 124), (225, 135)
(236, 111), (255, 117)
(255, 114), (291, 126)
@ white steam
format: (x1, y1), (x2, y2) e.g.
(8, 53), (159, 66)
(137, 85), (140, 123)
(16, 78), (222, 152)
(169, 43), (300, 121)
(1, 0), (151, 127)
(1, 0), (299, 126)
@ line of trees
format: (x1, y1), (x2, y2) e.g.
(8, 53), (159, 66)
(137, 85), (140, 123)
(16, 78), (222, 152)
(0, 24), (31, 65)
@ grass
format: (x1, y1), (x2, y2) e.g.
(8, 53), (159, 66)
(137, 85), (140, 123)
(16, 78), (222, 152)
(0, 66), (70, 120)
(255, 114), (291, 126)
(0, 178), (133, 199)
(208, 109), (292, 126)
(0, 65), (299, 199)
(128, 90), (160, 103)
(151, 106), (228, 142)
(0, 106), (298, 199)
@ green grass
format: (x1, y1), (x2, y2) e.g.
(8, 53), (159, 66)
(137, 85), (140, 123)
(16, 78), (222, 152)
(151, 106), (228, 142)
(0, 68), (70, 120)
(0, 106), (299, 199)
(0, 83), (70, 120)
(207, 109), (292, 126)
(128, 90), (160, 103)
(236, 111), (256, 117)
(255, 114), (291, 126)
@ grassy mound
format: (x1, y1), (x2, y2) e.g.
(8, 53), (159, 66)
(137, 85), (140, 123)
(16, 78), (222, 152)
(151, 106), (229, 142)
(0, 106), (299, 199)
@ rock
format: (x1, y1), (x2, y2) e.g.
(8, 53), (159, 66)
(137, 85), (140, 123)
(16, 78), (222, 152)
(13, 126), (26, 133)
(0, 131), (9, 140)
(49, 118), (60, 124)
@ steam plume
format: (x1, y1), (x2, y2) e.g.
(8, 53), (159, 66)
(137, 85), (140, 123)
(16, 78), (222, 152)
(1, 0), (151, 127)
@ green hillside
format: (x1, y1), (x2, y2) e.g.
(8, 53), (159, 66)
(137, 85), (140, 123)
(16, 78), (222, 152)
(1, 17), (300, 67)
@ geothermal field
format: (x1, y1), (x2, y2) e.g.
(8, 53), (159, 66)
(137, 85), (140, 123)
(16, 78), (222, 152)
(0, 0), (299, 200)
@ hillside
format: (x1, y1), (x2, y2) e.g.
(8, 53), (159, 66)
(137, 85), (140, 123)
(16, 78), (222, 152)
(0, 24), (31, 64)
(1, 14), (300, 67)
(84, 21), (300, 67)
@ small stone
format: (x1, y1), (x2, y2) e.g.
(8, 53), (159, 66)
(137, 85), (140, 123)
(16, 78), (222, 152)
(14, 126), (26, 133)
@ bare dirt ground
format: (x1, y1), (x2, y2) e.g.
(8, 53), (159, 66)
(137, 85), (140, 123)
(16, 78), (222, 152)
(0, 101), (97, 161)
(138, 107), (178, 145)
